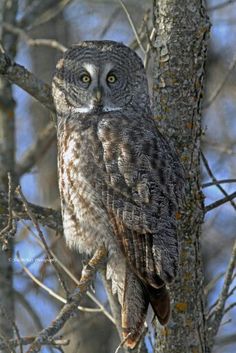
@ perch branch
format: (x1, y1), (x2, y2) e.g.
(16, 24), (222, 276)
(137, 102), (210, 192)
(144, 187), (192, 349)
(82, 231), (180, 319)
(0, 50), (55, 113)
(26, 246), (107, 353)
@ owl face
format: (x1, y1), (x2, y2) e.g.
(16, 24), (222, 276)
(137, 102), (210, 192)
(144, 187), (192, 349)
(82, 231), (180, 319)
(53, 41), (151, 118)
(65, 60), (130, 114)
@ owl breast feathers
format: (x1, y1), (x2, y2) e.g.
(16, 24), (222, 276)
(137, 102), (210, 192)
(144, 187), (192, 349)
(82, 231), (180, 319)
(52, 40), (185, 349)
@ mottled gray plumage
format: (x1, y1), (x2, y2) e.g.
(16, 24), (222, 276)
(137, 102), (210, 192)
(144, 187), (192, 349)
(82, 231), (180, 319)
(52, 41), (185, 348)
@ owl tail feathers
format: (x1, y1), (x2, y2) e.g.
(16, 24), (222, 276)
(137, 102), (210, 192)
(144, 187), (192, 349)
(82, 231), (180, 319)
(121, 271), (149, 349)
(147, 284), (170, 325)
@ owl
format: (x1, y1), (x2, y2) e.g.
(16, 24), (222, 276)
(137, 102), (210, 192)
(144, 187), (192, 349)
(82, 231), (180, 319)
(52, 41), (185, 349)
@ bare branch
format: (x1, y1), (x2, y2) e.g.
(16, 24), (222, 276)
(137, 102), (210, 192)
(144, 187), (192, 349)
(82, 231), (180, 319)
(0, 189), (62, 232)
(3, 22), (67, 52)
(0, 51), (55, 113)
(98, 7), (120, 38)
(119, 0), (146, 54)
(204, 56), (236, 109)
(208, 241), (236, 347)
(201, 151), (236, 211)
(20, 0), (72, 30)
(224, 301), (236, 315)
(205, 191), (236, 213)
(18, 0), (72, 29)
(47, 250), (116, 325)
(17, 186), (69, 296)
(202, 179), (236, 188)
(26, 246), (107, 353)
(114, 333), (132, 353)
(17, 252), (103, 314)
(204, 272), (224, 296)
(15, 122), (56, 177)
(208, 0), (236, 12)
(0, 335), (69, 351)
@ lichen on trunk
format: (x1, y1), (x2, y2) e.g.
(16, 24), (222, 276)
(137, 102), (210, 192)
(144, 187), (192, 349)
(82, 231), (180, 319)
(152, 1), (210, 352)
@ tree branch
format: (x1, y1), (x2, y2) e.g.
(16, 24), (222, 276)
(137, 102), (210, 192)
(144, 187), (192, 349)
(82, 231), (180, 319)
(26, 246), (107, 353)
(201, 151), (236, 211)
(0, 335), (69, 351)
(207, 241), (236, 348)
(205, 191), (236, 213)
(208, 0), (236, 12)
(0, 51), (55, 113)
(202, 179), (236, 188)
(15, 122), (56, 177)
(3, 22), (67, 52)
(0, 190), (62, 232)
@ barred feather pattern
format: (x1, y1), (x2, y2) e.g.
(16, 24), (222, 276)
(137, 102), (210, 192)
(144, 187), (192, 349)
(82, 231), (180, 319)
(53, 41), (185, 348)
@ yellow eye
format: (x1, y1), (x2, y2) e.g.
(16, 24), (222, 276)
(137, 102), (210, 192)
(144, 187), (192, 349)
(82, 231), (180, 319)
(107, 74), (117, 84)
(80, 74), (91, 83)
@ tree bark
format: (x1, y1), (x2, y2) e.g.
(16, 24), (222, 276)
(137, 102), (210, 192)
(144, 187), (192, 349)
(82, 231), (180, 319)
(152, 1), (210, 352)
(0, 0), (18, 339)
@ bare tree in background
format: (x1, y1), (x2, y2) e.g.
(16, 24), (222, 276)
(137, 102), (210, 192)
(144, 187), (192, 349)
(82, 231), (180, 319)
(0, 0), (236, 352)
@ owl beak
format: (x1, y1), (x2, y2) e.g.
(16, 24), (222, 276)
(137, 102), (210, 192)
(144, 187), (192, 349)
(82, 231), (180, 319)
(93, 89), (102, 103)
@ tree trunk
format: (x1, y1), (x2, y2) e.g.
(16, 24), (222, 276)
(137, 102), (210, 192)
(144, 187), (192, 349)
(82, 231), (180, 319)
(0, 0), (18, 339)
(152, 1), (210, 352)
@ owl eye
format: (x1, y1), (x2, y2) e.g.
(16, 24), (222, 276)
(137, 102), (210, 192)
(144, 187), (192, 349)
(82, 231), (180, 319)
(107, 74), (117, 84)
(80, 74), (91, 84)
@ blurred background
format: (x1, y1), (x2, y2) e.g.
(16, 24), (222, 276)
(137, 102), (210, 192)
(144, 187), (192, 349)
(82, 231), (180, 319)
(0, 0), (235, 352)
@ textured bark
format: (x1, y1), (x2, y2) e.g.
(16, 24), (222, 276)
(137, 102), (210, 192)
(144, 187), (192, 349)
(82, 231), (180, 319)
(152, 1), (210, 352)
(0, 0), (18, 339)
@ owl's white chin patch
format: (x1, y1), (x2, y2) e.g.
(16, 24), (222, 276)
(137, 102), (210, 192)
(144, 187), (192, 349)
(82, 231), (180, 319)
(103, 106), (122, 112)
(73, 106), (122, 114)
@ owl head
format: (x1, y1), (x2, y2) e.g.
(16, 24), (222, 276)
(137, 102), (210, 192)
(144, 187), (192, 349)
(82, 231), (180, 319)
(52, 41), (151, 120)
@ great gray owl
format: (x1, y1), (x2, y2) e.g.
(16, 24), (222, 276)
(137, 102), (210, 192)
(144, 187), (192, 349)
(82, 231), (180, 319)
(52, 41), (185, 349)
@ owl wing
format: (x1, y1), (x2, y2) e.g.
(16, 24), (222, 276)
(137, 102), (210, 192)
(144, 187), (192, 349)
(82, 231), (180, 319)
(97, 114), (185, 287)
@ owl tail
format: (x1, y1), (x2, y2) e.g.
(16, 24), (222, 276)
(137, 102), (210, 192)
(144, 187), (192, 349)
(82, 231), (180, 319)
(121, 270), (149, 349)
(122, 271), (170, 349)
(146, 284), (170, 325)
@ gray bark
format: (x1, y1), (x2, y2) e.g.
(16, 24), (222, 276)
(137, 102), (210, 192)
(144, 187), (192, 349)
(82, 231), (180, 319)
(152, 1), (210, 352)
(0, 0), (18, 339)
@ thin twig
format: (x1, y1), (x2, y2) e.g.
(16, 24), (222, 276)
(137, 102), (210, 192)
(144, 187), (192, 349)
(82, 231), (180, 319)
(114, 333), (132, 353)
(208, 241), (236, 347)
(208, 0), (236, 12)
(47, 250), (116, 325)
(224, 302), (236, 314)
(201, 151), (236, 211)
(144, 27), (156, 69)
(205, 191), (236, 213)
(0, 335), (69, 350)
(204, 272), (224, 296)
(22, 0), (72, 30)
(20, 217), (115, 325)
(26, 246), (107, 353)
(98, 7), (120, 38)
(202, 179), (236, 188)
(17, 186), (69, 297)
(15, 122), (56, 177)
(3, 22), (67, 52)
(119, 0), (146, 54)
(204, 57), (236, 109)
(17, 252), (103, 314)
